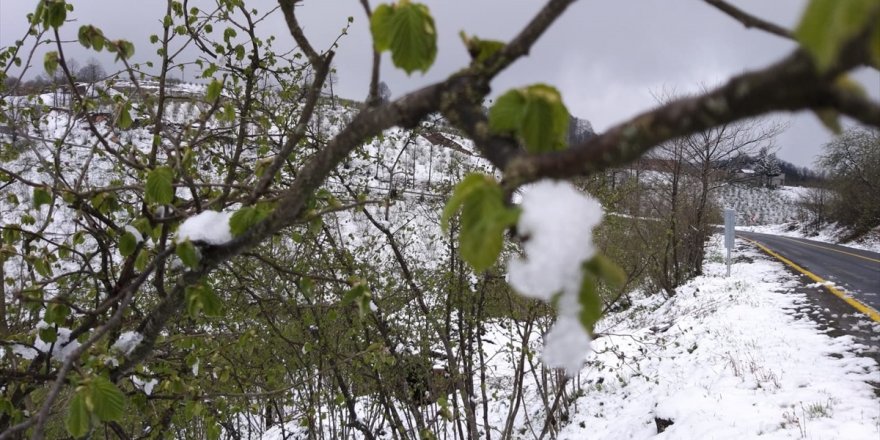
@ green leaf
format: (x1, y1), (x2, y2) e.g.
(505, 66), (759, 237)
(43, 51), (59, 76)
(186, 283), (223, 317)
(145, 166), (174, 205)
(45, 303), (70, 325)
(584, 254), (626, 290)
(134, 249), (150, 271)
(119, 231), (137, 257)
(66, 392), (90, 438)
(229, 206), (268, 237)
(46, 0), (67, 29)
(206, 78), (223, 101)
(78, 25), (104, 51)
(442, 173), (520, 272)
(370, 1), (437, 74)
(794, 0), (878, 72)
(577, 271), (602, 332)
(460, 32), (504, 63)
(176, 240), (199, 269)
(89, 377), (125, 422)
(341, 283), (372, 316)
(33, 187), (52, 208)
(117, 101), (133, 129)
(38, 326), (57, 344)
(489, 84), (570, 153)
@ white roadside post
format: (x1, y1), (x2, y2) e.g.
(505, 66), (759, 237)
(724, 209), (735, 277)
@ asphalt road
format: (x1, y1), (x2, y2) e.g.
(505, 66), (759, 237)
(737, 230), (880, 315)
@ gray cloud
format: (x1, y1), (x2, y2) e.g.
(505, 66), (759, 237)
(2, 0), (877, 168)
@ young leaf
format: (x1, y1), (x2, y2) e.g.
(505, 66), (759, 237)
(119, 231), (137, 257)
(206, 78), (223, 101)
(176, 240), (199, 269)
(488, 84), (570, 153)
(43, 51), (59, 76)
(116, 101), (133, 129)
(794, 0), (877, 72)
(584, 254), (626, 290)
(44, 303), (70, 325)
(145, 166), (174, 205)
(370, 1), (437, 74)
(89, 377), (125, 422)
(33, 187), (52, 208)
(229, 206), (268, 237)
(460, 32), (504, 63)
(186, 283), (223, 317)
(442, 173), (520, 272)
(66, 392), (90, 438)
(577, 271), (602, 333)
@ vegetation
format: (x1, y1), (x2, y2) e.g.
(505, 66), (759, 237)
(0, 0), (878, 439)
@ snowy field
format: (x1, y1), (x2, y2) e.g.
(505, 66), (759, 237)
(551, 235), (879, 439)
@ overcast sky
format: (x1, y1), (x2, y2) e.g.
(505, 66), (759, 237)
(2, 0), (878, 168)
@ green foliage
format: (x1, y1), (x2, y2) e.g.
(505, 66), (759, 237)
(489, 84), (570, 153)
(145, 166), (174, 205)
(66, 392), (89, 438)
(794, 0), (878, 72)
(119, 231), (137, 257)
(371, 1), (437, 74)
(176, 240), (199, 268)
(460, 32), (504, 63)
(341, 282), (372, 316)
(442, 173), (519, 272)
(116, 101), (133, 129)
(33, 187), (52, 208)
(206, 78), (223, 101)
(65, 377), (126, 438)
(43, 51), (59, 76)
(229, 205), (269, 237)
(77, 25), (106, 51)
(107, 39), (135, 61)
(44, 303), (70, 325)
(577, 254), (624, 332)
(186, 283), (223, 317)
(34, 0), (68, 30)
(90, 377), (125, 422)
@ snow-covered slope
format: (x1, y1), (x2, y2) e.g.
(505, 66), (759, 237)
(716, 184), (810, 225)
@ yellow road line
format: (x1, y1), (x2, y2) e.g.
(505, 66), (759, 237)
(741, 237), (880, 323)
(772, 235), (880, 264)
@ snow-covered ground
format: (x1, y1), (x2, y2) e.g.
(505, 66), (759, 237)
(550, 235), (879, 439)
(263, 235), (880, 439)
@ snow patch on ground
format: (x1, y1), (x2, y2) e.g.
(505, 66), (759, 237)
(555, 236), (879, 439)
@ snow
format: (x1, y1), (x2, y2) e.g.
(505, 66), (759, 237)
(123, 225), (143, 243)
(508, 180), (603, 301)
(176, 210), (234, 245)
(32, 321), (80, 361)
(507, 179), (604, 376)
(551, 236), (879, 439)
(111, 331), (143, 355)
(132, 375), (159, 396)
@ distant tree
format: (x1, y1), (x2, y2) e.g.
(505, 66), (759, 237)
(754, 146), (782, 187)
(818, 128), (880, 235)
(77, 58), (106, 83)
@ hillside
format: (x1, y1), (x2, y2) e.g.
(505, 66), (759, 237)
(1, 86), (878, 439)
